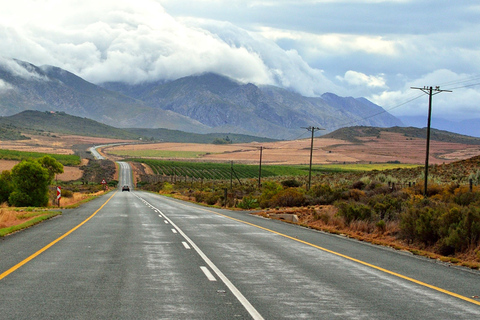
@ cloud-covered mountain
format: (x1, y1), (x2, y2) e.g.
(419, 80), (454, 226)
(0, 59), (402, 139)
(103, 72), (402, 139)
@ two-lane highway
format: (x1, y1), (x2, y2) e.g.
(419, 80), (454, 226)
(1, 162), (479, 319)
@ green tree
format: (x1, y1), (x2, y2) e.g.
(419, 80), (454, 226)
(37, 155), (64, 182)
(9, 161), (50, 207)
(0, 170), (14, 204)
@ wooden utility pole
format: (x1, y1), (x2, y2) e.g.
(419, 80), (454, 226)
(258, 146), (263, 189)
(411, 86), (452, 197)
(303, 126), (325, 191)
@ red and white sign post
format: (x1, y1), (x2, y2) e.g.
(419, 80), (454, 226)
(56, 186), (61, 207)
(101, 179), (107, 191)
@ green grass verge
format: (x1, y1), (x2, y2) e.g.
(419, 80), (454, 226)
(0, 149), (81, 166)
(0, 211), (61, 237)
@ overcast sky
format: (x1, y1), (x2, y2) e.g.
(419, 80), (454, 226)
(1, 0), (479, 121)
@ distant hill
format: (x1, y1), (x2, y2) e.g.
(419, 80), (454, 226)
(323, 126), (480, 145)
(0, 110), (277, 143)
(399, 116), (480, 138)
(125, 128), (277, 144)
(0, 110), (142, 140)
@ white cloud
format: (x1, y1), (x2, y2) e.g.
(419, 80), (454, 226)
(1, 0), (480, 123)
(337, 70), (387, 88)
(0, 0), (340, 93)
(0, 79), (14, 92)
(370, 69), (480, 121)
(0, 56), (48, 81)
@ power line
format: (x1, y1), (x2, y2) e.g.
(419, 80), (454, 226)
(411, 86), (452, 197)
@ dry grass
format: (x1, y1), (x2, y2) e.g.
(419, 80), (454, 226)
(58, 191), (107, 208)
(0, 206), (18, 229)
(255, 205), (480, 269)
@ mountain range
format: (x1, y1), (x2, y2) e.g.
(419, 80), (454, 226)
(0, 59), (403, 139)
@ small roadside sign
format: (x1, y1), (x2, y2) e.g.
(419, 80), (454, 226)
(56, 186), (61, 207)
(101, 179), (107, 191)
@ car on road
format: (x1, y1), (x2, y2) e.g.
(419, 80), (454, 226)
(122, 185), (130, 192)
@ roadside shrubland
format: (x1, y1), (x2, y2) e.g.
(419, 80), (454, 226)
(136, 156), (480, 268)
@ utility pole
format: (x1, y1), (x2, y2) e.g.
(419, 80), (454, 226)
(302, 126), (325, 191)
(411, 86), (452, 197)
(258, 146), (263, 189)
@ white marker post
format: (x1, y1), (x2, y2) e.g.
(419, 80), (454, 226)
(56, 186), (61, 207)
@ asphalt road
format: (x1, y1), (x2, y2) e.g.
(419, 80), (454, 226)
(0, 163), (479, 319)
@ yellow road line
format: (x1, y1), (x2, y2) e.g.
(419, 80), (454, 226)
(0, 192), (117, 281)
(179, 201), (480, 306)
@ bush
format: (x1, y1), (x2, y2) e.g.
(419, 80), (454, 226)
(400, 201), (441, 246)
(62, 189), (74, 198)
(259, 181), (283, 208)
(270, 188), (305, 207)
(336, 201), (373, 225)
(454, 187), (480, 206)
(308, 184), (344, 205)
(281, 179), (301, 188)
(237, 196), (259, 209)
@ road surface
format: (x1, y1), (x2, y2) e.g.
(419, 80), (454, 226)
(0, 162), (479, 319)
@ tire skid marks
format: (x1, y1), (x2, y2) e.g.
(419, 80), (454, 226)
(133, 194), (264, 320)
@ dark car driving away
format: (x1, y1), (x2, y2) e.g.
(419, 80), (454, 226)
(122, 185), (130, 192)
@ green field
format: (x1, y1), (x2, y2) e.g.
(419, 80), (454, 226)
(0, 149), (81, 166)
(109, 149), (207, 158)
(129, 159), (416, 180)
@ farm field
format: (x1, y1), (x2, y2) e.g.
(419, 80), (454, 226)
(105, 131), (480, 165)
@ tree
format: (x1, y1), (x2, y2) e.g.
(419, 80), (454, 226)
(37, 155), (64, 182)
(0, 170), (14, 204)
(9, 161), (50, 207)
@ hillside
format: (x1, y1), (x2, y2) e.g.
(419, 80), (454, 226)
(125, 128), (277, 144)
(0, 110), (276, 143)
(322, 126), (480, 145)
(0, 110), (142, 139)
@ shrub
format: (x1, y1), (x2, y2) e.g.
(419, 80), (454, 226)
(62, 189), (74, 198)
(336, 201), (373, 225)
(347, 189), (365, 201)
(259, 181), (283, 208)
(270, 188), (305, 207)
(400, 202), (441, 246)
(308, 184), (344, 205)
(237, 196), (259, 209)
(281, 179), (301, 188)
(352, 180), (365, 190)
(368, 193), (405, 221)
(376, 220), (386, 233)
(193, 191), (207, 203)
(454, 186), (480, 206)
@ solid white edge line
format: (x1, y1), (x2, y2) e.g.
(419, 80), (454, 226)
(200, 266), (217, 281)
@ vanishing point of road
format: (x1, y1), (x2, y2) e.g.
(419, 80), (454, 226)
(0, 162), (479, 319)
